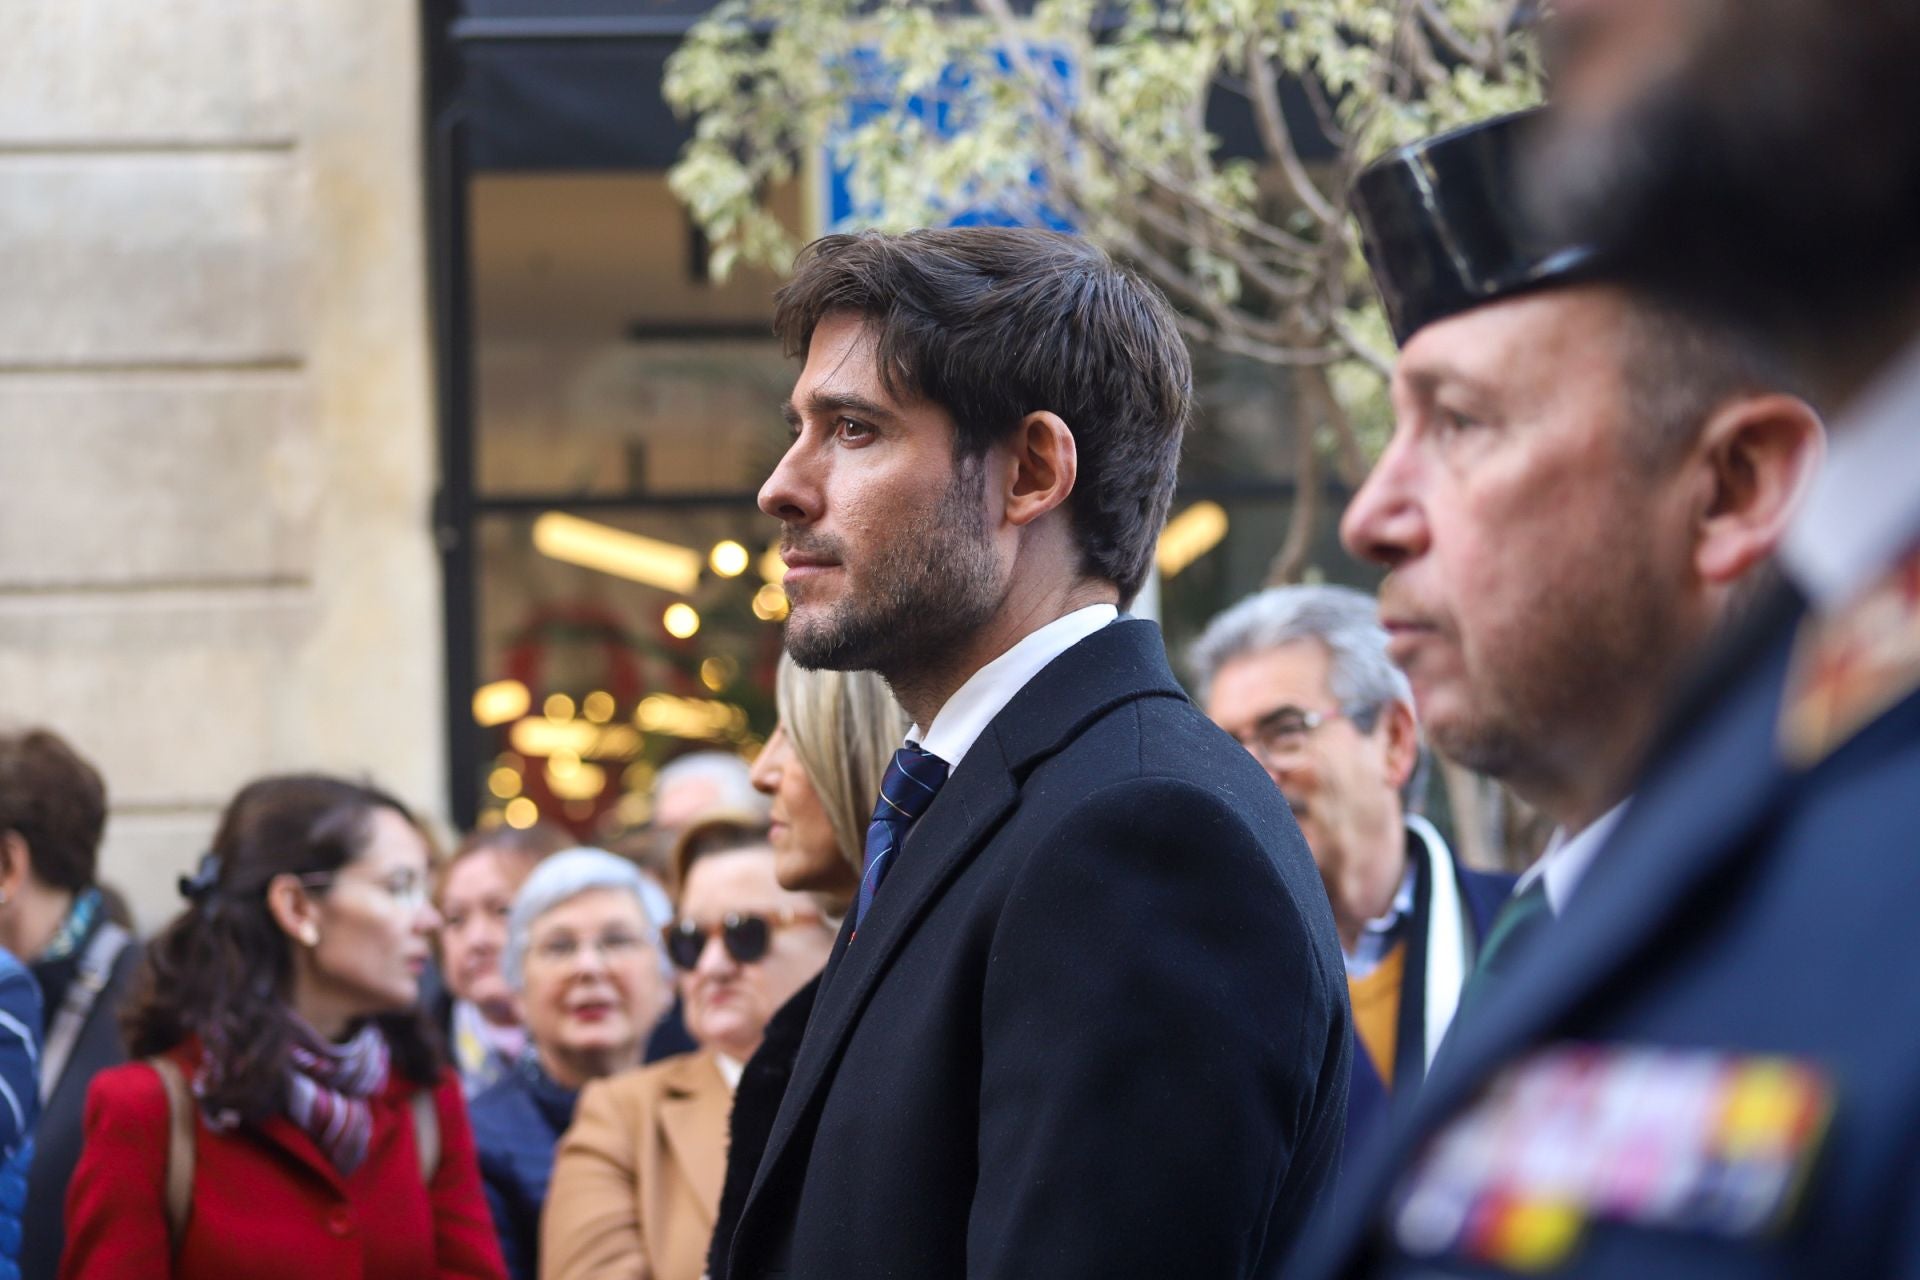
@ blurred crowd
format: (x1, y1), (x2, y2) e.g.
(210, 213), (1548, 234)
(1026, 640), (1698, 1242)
(1, 653), (891, 1279)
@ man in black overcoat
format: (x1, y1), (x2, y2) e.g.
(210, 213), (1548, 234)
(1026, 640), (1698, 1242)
(724, 227), (1350, 1279)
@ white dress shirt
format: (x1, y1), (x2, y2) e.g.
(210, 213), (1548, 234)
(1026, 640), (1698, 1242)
(1514, 800), (1629, 917)
(910, 604), (1120, 769)
(1781, 334), (1920, 613)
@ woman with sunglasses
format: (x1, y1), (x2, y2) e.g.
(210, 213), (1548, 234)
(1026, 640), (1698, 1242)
(468, 848), (668, 1280)
(542, 818), (833, 1280)
(61, 774), (505, 1279)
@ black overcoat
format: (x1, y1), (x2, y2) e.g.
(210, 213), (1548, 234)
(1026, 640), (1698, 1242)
(726, 618), (1351, 1279)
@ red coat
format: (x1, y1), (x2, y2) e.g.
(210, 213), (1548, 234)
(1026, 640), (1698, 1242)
(61, 1044), (507, 1280)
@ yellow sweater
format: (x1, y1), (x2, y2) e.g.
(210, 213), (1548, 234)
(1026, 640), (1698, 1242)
(1348, 940), (1406, 1089)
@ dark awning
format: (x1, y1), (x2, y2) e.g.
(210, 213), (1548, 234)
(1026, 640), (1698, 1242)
(443, 0), (1333, 173)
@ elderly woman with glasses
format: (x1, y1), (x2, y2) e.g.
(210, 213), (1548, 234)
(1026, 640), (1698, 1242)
(542, 817), (836, 1280)
(467, 848), (670, 1280)
(62, 774), (505, 1279)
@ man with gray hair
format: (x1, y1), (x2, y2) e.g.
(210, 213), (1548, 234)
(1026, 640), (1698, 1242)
(651, 752), (769, 844)
(1191, 584), (1514, 1162)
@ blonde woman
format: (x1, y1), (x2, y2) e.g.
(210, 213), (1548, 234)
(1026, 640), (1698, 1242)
(752, 655), (909, 909)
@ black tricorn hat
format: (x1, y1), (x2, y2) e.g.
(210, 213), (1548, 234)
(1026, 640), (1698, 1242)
(1350, 108), (1598, 346)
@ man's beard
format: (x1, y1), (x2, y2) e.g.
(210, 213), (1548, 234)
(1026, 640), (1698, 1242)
(1419, 526), (1694, 824)
(1528, 0), (1920, 351)
(781, 458), (1004, 680)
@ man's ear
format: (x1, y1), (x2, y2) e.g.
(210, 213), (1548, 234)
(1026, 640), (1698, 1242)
(1002, 411), (1078, 528)
(1691, 393), (1825, 585)
(1379, 700), (1421, 792)
(0, 832), (28, 904)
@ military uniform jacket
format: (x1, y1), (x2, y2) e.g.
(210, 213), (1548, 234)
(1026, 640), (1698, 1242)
(1295, 582), (1920, 1278)
(726, 619), (1352, 1279)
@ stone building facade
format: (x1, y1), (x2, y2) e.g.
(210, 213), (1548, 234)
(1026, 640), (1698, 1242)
(1, 3), (442, 929)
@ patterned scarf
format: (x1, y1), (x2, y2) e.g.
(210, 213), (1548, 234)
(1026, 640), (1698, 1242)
(285, 1019), (391, 1176)
(37, 887), (101, 966)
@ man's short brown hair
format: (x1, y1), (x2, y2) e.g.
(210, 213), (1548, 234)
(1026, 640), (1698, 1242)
(0, 728), (106, 892)
(772, 227), (1193, 604)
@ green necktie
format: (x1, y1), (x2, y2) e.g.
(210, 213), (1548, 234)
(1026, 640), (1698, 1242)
(1454, 876), (1554, 1022)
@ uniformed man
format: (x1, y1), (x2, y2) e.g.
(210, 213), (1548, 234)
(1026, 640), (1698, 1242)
(1188, 584), (1513, 1165)
(1290, 108), (1834, 1277)
(1381, 0), (1920, 1273)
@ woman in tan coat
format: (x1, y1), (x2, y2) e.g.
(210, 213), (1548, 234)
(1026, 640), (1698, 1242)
(539, 820), (835, 1280)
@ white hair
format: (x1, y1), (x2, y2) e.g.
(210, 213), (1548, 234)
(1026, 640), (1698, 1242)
(652, 751), (769, 823)
(502, 847), (669, 991)
(1186, 584), (1413, 722)
(1188, 584), (1429, 811)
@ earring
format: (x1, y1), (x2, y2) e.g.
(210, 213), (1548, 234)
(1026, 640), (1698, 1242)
(300, 925), (320, 947)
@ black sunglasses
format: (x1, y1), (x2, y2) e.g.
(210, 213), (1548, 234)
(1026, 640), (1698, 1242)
(661, 908), (822, 972)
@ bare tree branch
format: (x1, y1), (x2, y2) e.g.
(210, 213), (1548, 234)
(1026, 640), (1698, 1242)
(1418, 0), (1494, 70)
(971, 0), (1326, 263)
(1331, 313), (1395, 378)
(1244, 38), (1340, 228)
(1266, 369), (1325, 585)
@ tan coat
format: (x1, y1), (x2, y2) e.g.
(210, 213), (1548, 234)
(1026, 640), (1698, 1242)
(541, 1051), (731, 1280)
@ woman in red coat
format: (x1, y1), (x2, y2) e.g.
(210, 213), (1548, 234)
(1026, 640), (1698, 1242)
(61, 775), (506, 1279)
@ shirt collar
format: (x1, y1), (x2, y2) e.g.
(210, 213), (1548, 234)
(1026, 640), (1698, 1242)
(1516, 799), (1630, 916)
(1781, 333), (1920, 613)
(1361, 860), (1417, 937)
(1343, 855), (1417, 978)
(909, 604), (1119, 769)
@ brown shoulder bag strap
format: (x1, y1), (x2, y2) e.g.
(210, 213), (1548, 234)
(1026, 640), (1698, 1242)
(146, 1056), (195, 1252)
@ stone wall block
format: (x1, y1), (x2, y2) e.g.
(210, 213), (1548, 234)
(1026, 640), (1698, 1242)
(0, 587), (316, 807)
(0, 375), (318, 587)
(0, 2), (297, 143)
(0, 153), (306, 364)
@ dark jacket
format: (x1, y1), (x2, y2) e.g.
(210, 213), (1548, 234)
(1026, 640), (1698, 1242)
(706, 976), (817, 1280)
(726, 619), (1351, 1279)
(23, 915), (139, 1280)
(469, 1056), (578, 1280)
(1297, 580), (1920, 1277)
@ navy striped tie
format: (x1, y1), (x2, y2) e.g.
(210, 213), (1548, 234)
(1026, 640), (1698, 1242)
(854, 744), (950, 932)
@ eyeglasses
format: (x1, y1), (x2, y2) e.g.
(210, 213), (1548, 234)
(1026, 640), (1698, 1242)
(1237, 705), (1372, 770)
(295, 870), (431, 914)
(527, 930), (649, 969)
(662, 909), (823, 972)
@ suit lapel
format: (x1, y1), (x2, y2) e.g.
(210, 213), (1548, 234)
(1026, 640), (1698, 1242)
(733, 619), (1190, 1248)
(1325, 607), (1804, 1267)
(657, 1052), (729, 1222)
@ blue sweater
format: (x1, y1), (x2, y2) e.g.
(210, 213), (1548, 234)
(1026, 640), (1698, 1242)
(469, 1055), (578, 1280)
